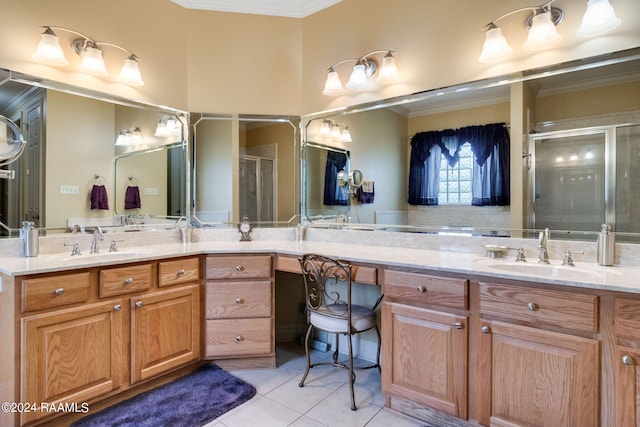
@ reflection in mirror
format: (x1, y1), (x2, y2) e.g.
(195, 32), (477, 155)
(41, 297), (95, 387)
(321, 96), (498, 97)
(191, 114), (299, 228)
(0, 69), (188, 237)
(301, 47), (640, 241)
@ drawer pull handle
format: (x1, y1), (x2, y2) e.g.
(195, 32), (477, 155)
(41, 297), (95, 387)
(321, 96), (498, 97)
(417, 286), (426, 293)
(235, 336), (243, 342)
(453, 322), (463, 329)
(114, 304), (122, 311)
(235, 265), (245, 272)
(135, 301), (143, 308)
(177, 269), (185, 276)
(236, 298), (244, 304)
(481, 326), (491, 334)
(623, 355), (635, 366)
(124, 277), (134, 285)
(54, 288), (64, 295)
(527, 302), (538, 311)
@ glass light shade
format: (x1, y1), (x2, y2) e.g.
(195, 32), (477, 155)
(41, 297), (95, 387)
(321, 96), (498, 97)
(346, 64), (368, 90)
(154, 121), (167, 137)
(376, 53), (398, 83)
(33, 32), (68, 66)
(524, 11), (562, 50)
(115, 130), (129, 146)
(577, 0), (621, 37)
(330, 125), (341, 139)
(340, 127), (352, 143)
(130, 128), (142, 144)
(322, 70), (343, 96)
(319, 121), (331, 135)
(79, 46), (109, 76)
(119, 56), (144, 86)
(478, 27), (513, 63)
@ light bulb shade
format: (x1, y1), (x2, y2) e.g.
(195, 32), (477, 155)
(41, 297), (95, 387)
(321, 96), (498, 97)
(319, 121), (331, 135)
(330, 125), (341, 138)
(79, 46), (109, 76)
(577, 0), (621, 37)
(479, 26), (513, 63)
(340, 127), (352, 143)
(322, 70), (344, 96)
(33, 31), (68, 66)
(119, 56), (144, 86)
(346, 64), (368, 90)
(376, 52), (398, 83)
(524, 11), (561, 50)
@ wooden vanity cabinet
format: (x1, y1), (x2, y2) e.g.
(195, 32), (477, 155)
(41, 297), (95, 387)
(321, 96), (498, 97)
(204, 254), (275, 368)
(381, 269), (469, 420)
(613, 297), (640, 427)
(477, 281), (600, 427)
(16, 256), (201, 426)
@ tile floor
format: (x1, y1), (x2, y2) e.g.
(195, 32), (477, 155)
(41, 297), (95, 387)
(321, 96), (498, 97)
(203, 343), (428, 427)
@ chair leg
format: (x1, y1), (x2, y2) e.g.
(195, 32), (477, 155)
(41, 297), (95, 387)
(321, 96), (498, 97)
(299, 324), (313, 387)
(333, 333), (340, 364)
(347, 333), (356, 410)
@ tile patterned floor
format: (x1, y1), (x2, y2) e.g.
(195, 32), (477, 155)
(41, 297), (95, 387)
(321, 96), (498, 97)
(203, 343), (428, 427)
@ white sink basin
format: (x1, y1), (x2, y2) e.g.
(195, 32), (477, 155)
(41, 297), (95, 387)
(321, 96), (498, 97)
(474, 259), (620, 282)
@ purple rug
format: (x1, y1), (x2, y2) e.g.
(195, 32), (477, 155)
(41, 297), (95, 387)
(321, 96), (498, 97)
(72, 364), (256, 427)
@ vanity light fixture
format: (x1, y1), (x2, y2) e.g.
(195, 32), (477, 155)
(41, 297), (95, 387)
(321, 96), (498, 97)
(115, 127), (142, 146)
(154, 115), (182, 138)
(478, 0), (622, 63)
(322, 50), (398, 96)
(33, 26), (144, 86)
(320, 119), (352, 142)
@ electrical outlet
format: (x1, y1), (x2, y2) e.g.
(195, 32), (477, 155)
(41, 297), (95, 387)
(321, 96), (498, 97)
(60, 185), (79, 194)
(144, 187), (159, 196)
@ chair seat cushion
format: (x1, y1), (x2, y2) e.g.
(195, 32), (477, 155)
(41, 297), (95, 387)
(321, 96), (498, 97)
(310, 304), (377, 333)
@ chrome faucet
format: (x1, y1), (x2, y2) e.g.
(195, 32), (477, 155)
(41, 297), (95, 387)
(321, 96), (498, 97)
(538, 228), (550, 264)
(90, 226), (104, 254)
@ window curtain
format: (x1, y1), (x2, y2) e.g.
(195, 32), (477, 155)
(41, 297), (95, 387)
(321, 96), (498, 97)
(408, 123), (509, 206)
(323, 151), (349, 205)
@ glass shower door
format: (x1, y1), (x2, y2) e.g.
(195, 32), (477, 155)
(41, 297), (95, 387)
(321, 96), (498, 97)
(239, 155), (275, 223)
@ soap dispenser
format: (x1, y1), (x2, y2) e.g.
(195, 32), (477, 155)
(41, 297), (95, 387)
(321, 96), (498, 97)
(20, 221), (39, 257)
(596, 224), (615, 266)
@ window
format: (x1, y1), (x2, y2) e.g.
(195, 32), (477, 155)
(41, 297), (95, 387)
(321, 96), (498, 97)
(438, 142), (473, 204)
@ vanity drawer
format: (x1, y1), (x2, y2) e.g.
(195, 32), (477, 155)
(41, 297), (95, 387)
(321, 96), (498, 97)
(479, 282), (599, 333)
(206, 255), (272, 280)
(159, 257), (200, 287)
(205, 318), (272, 357)
(100, 263), (153, 297)
(614, 298), (640, 337)
(205, 280), (272, 319)
(276, 255), (378, 285)
(21, 272), (91, 312)
(382, 269), (468, 310)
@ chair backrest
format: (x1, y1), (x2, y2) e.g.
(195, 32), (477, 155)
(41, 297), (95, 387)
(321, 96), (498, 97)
(299, 254), (352, 322)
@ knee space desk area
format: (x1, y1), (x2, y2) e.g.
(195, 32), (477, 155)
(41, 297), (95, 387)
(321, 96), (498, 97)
(1, 230), (640, 427)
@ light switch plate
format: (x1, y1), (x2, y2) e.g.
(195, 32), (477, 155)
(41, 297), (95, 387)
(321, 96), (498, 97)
(144, 187), (159, 196)
(60, 185), (79, 194)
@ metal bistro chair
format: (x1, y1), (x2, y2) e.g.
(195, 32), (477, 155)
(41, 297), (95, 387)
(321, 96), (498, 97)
(298, 254), (382, 411)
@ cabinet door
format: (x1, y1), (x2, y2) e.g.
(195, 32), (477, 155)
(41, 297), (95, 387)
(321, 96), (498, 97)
(131, 285), (200, 384)
(478, 320), (599, 427)
(382, 301), (468, 419)
(21, 300), (124, 424)
(615, 346), (640, 427)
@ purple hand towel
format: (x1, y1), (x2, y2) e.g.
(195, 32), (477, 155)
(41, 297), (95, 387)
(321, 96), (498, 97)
(125, 185), (141, 209)
(90, 185), (109, 210)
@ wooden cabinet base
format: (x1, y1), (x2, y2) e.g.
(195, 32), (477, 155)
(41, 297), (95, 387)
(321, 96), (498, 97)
(212, 356), (277, 370)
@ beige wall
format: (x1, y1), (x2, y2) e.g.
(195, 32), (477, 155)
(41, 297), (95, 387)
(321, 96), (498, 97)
(1, 0), (638, 115)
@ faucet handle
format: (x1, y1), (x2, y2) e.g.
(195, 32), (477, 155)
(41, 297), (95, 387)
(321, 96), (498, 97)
(64, 242), (81, 256)
(514, 248), (527, 262)
(109, 240), (124, 252)
(562, 250), (585, 266)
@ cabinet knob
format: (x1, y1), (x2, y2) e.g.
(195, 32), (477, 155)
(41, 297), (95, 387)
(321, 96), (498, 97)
(481, 326), (491, 334)
(235, 298), (244, 304)
(177, 269), (185, 276)
(135, 301), (143, 308)
(527, 302), (539, 311)
(114, 304), (122, 311)
(235, 265), (245, 271)
(54, 288), (64, 295)
(622, 355), (635, 366)
(235, 336), (243, 342)
(453, 322), (463, 329)
(417, 286), (426, 293)
(124, 277), (134, 285)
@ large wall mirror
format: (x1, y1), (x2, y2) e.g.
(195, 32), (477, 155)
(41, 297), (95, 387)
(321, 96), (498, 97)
(0, 69), (188, 237)
(301, 47), (640, 241)
(190, 114), (299, 228)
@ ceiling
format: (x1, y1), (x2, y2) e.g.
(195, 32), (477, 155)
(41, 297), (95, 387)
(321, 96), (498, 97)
(170, 0), (342, 18)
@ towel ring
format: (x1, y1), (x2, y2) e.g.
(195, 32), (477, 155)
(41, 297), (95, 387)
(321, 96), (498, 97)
(93, 174), (106, 185)
(127, 175), (139, 185)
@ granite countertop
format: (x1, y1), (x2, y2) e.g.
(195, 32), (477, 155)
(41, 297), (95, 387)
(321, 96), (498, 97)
(1, 239), (637, 295)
